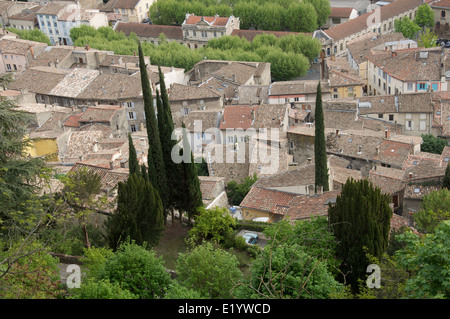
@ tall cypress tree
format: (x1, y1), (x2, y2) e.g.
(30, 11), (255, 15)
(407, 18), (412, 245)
(156, 67), (182, 220)
(179, 122), (203, 223)
(138, 42), (169, 218)
(105, 174), (165, 250)
(314, 82), (329, 192)
(328, 178), (392, 292)
(128, 132), (139, 176)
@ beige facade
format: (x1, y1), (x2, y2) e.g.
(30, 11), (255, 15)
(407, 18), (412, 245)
(113, 0), (155, 23)
(181, 14), (240, 49)
(315, 0), (422, 58)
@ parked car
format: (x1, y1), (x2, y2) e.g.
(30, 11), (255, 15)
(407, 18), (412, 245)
(242, 232), (258, 245)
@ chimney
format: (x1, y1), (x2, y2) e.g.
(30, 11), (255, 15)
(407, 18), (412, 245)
(93, 140), (98, 152)
(409, 172), (413, 181)
(109, 161), (114, 170)
(317, 185), (323, 195)
(376, 145), (380, 155)
(307, 157), (312, 164)
(336, 129), (339, 135)
(85, 44), (90, 51)
(384, 129), (389, 139)
(391, 51), (397, 57)
(308, 184), (315, 196)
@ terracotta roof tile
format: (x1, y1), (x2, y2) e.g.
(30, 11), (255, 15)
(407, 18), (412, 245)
(239, 187), (298, 213)
(115, 22), (183, 39)
(183, 15), (230, 26)
(324, 0), (423, 41)
(219, 105), (259, 130)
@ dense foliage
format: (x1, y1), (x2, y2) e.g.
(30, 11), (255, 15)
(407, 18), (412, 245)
(69, 25), (320, 81)
(149, 0), (331, 31)
(328, 178), (392, 292)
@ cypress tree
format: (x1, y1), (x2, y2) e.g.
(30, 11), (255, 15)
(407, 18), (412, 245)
(138, 42), (169, 218)
(328, 178), (392, 292)
(128, 132), (139, 176)
(156, 67), (182, 220)
(179, 122), (203, 223)
(314, 82), (329, 192)
(443, 163), (450, 189)
(105, 173), (165, 250)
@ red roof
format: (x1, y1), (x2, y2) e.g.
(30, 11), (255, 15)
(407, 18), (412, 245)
(324, 0), (423, 41)
(184, 15), (230, 26)
(63, 112), (83, 127)
(239, 187), (298, 214)
(219, 105), (259, 130)
(330, 7), (354, 18)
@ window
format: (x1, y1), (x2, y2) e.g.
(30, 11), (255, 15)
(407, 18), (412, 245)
(130, 124), (137, 132)
(128, 111), (136, 120)
(420, 121), (426, 131)
(201, 31), (207, 37)
(407, 83), (413, 91)
(442, 10), (446, 18)
(185, 30), (189, 37)
(193, 30), (196, 36)
(289, 141), (294, 149)
(127, 101), (135, 108)
(417, 83), (427, 90)
(6, 64), (11, 70)
(294, 97), (299, 102)
(182, 108), (189, 116)
(378, 114), (383, 119)
(389, 114), (394, 121)
(388, 86), (391, 94)
(406, 120), (413, 130)
(214, 31), (217, 37)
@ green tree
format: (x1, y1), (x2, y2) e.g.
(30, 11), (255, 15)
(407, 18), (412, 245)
(414, 3), (434, 29)
(187, 206), (237, 245)
(156, 66), (181, 221)
(105, 173), (165, 249)
(420, 134), (448, 154)
(0, 241), (64, 299)
(328, 178), (392, 292)
(395, 220), (450, 298)
(175, 241), (243, 299)
(418, 29), (438, 48)
(443, 163), (450, 189)
(263, 217), (340, 273)
(413, 188), (450, 234)
(164, 282), (205, 299)
(7, 28), (51, 45)
(238, 243), (342, 299)
(128, 132), (139, 175)
(138, 42), (169, 216)
(0, 98), (49, 219)
(226, 174), (258, 205)
(287, 2), (318, 32)
(304, 0), (331, 28)
(60, 167), (107, 249)
(314, 82), (329, 192)
(394, 16), (421, 39)
(68, 278), (138, 299)
(98, 241), (172, 299)
(177, 123), (203, 223)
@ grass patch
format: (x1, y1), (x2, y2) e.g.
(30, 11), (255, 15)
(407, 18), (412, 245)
(154, 222), (191, 270)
